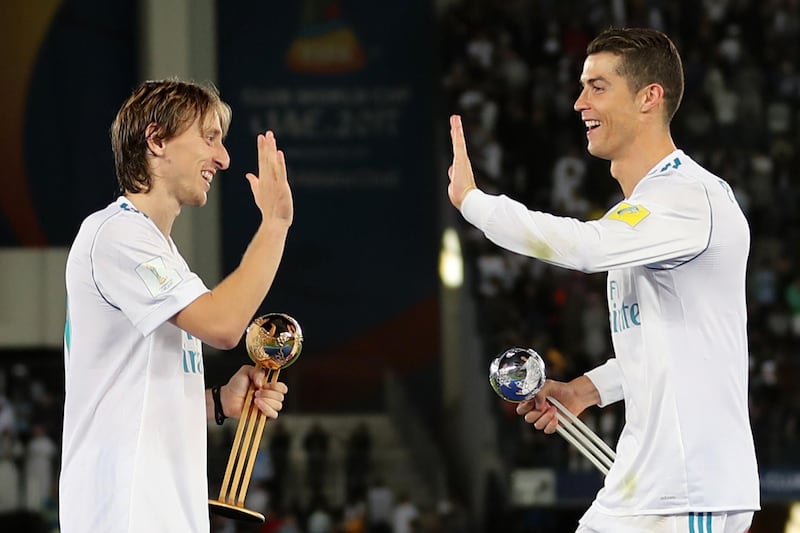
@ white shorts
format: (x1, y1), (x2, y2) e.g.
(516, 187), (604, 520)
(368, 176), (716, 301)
(576, 504), (754, 533)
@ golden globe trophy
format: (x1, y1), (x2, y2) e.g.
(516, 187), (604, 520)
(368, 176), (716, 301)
(209, 313), (303, 523)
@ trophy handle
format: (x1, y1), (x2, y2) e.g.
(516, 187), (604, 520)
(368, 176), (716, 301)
(209, 365), (280, 523)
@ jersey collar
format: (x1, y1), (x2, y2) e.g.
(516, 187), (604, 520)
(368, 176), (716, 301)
(644, 149), (686, 178)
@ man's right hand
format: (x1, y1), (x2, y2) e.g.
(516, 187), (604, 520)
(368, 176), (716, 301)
(516, 376), (601, 434)
(246, 130), (293, 226)
(448, 115), (478, 209)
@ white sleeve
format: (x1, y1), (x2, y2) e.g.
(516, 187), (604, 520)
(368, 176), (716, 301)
(584, 359), (624, 407)
(91, 216), (210, 336)
(460, 175), (712, 272)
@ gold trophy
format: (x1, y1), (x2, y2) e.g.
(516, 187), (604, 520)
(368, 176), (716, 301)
(209, 313), (303, 522)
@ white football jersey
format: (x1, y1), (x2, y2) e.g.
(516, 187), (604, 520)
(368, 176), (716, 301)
(461, 150), (759, 514)
(60, 197), (211, 532)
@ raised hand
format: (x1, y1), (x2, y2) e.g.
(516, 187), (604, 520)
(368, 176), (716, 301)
(448, 114), (478, 209)
(245, 131), (293, 226)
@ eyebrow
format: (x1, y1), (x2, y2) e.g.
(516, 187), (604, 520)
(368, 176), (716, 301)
(579, 76), (609, 87)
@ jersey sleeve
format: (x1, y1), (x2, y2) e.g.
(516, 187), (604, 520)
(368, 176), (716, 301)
(90, 215), (210, 337)
(584, 358), (624, 407)
(460, 174), (712, 272)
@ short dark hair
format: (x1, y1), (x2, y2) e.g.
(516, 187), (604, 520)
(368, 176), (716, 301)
(587, 28), (684, 122)
(111, 79), (232, 194)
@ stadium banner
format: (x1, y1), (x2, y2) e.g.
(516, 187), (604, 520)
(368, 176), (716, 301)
(761, 469), (800, 501)
(0, 0), (137, 247)
(217, 0), (438, 409)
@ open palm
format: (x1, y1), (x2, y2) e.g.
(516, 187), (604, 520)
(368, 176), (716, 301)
(447, 114), (478, 209)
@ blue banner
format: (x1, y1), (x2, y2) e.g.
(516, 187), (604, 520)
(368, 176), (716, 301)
(761, 469), (800, 501)
(1, 0), (137, 246)
(217, 0), (439, 408)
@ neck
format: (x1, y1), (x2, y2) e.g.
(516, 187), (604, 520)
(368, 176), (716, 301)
(123, 190), (180, 238)
(610, 131), (677, 198)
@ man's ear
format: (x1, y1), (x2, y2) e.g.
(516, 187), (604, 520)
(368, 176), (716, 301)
(145, 123), (165, 155)
(639, 83), (664, 114)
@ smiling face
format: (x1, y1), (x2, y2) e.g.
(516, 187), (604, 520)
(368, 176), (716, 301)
(112, 80), (232, 196)
(574, 52), (643, 162)
(156, 112), (230, 207)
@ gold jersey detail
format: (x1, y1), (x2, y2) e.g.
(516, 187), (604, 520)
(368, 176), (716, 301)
(607, 203), (651, 227)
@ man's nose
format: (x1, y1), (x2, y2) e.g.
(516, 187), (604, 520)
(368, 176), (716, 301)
(216, 145), (230, 170)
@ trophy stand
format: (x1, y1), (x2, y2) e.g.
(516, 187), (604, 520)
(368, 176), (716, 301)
(209, 313), (303, 523)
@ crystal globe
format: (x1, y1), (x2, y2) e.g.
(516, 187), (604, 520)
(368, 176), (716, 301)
(489, 347), (546, 402)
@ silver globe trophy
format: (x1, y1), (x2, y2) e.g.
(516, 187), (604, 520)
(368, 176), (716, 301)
(209, 313), (303, 522)
(489, 347), (546, 402)
(489, 347), (616, 475)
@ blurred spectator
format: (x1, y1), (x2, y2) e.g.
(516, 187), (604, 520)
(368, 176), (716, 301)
(437, 495), (469, 533)
(303, 421), (331, 501)
(550, 146), (590, 217)
(0, 407), (21, 512)
(0, 394), (14, 436)
(269, 420), (292, 505)
(366, 476), (394, 533)
(23, 424), (56, 511)
(345, 422), (373, 500)
(786, 277), (800, 336)
(392, 493), (419, 533)
(246, 447), (274, 516)
(342, 495), (367, 533)
(307, 494), (334, 533)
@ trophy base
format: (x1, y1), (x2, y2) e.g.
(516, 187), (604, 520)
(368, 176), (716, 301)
(208, 499), (265, 523)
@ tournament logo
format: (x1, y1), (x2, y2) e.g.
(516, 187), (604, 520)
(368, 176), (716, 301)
(286, 0), (365, 73)
(607, 203), (650, 227)
(135, 257), (182, 297)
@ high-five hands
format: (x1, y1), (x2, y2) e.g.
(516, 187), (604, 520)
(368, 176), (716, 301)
(448, 115), (478, 209)
(246, 131), (293, 226)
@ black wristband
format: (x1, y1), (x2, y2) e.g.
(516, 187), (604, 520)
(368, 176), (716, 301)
(212, 385), (227, 426)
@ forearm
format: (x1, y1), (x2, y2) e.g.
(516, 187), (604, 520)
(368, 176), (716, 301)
(461, 189), (588, 271)
(567, 375), (603, 412)
(173, 220), (289, 349)
(460, 188), (709, 273)
(209, 221), (289, 327)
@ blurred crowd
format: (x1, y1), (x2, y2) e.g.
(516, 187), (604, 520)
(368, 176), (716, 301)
(205, 418), (470, 533)
(440, 0), (800, 476)
(0, 364), (61, 529)
(0, 367), (468, 533)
